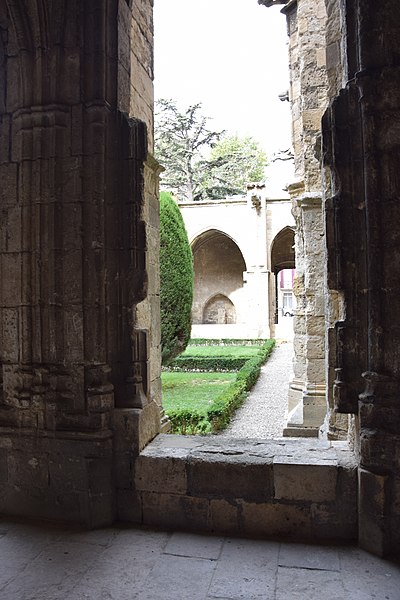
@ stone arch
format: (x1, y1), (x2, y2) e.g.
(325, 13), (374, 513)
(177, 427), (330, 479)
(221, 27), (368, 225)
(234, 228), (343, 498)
(190, 227), (244, 260)
(191, 229), (247, 326)
(203, 293), (236, 325)
(270, 226), (296, 328)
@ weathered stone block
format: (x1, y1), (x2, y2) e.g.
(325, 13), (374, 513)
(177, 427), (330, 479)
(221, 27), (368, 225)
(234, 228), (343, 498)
(241, 502), (312, 538)
(187, 453), (273, 501)
(273, 456), (338, 502)
(117, 489), (143, 523)
(358, 469), (389, 556)
(135, 452), (187, 494)
(113, 402), (160, 455)
(141, 491), (210, 532)
(209, 498), (240, 535)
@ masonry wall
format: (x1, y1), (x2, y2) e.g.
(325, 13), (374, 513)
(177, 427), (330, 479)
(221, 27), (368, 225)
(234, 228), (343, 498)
(180, 194), (295, 339)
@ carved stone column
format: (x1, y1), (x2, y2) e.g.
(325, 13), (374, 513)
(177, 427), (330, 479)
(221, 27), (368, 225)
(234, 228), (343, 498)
(0, 1), (159, 526)
(323, 0), (400, 556)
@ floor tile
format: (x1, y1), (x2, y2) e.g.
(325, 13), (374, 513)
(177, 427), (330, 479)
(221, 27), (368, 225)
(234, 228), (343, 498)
(165, 532), (224, 560)
(278, 542), (340, 571)
(275, 566), (345, 600)
(0, 540), (99, 600)
(219, 538), (280, 568)
(136, 554), (216, 600)
(68, 558), (156, 600)
(209, 540), (278, 600)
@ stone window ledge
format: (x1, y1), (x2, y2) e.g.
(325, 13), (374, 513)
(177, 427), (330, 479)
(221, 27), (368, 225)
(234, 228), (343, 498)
(131, 434), (358, 541)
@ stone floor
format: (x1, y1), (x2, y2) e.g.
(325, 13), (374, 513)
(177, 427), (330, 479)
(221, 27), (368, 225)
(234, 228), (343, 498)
(1, 519), (399, 599)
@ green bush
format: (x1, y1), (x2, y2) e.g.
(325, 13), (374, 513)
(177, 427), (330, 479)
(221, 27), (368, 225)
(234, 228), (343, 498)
(160, 192), (194, 365)
(167, 409), (210, 435)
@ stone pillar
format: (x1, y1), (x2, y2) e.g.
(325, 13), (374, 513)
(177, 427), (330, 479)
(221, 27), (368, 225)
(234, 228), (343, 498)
(260, 0), (329, 436)
(0, 1), (159, 526)
(244, 184), (270, 339)
(285, 186), (326, 436)
(323, 0), (400, 556)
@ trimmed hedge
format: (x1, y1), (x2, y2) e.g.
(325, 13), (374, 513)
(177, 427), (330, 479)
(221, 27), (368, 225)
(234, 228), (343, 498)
(166, 409), (210, 435)
(188, 338), (268, 346)
(167, 356), (249, 372)
(160, 192), (194, 365)
(167, 342), (266, 372)
(165, 339), (275, 434)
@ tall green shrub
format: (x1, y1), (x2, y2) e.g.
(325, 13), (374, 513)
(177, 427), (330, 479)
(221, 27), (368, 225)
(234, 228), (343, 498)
(160, 191), (194, 365)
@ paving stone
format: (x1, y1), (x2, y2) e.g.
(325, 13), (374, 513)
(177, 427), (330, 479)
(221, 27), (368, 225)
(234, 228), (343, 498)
(340, 570), (400, 600)
(165, 532), (224, 560)
(0, 539), (99, 600)
(69, 557), (157, 600)
(275, 566), (345, 600)
(136, 554), (216, 600)
(99, 527), (169, 565)
(0, 520), (399, 600)
(278, 542), (340, 571)
(207, 538), (278, 600)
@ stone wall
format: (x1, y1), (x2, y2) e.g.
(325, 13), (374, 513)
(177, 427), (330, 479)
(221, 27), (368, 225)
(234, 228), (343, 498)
(179, 190), (295, 339)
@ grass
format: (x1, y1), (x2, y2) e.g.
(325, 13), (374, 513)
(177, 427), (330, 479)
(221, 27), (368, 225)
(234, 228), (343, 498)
(161, 339), (276, 434)
(177, 345), (262, 359)
(162, 371), (237, 417)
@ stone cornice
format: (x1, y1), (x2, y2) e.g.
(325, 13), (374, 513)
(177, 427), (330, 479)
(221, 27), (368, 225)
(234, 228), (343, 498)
(258, 0), (297, 13)
(258, 0), (289, 7)
(296, 192), (323, 208)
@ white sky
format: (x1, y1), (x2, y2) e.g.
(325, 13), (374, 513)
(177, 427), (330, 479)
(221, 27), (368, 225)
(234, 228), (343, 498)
(153, 0), (294, 195)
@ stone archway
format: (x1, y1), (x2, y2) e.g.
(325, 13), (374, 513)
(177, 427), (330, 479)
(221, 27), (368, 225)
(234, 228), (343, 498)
(203, 294), (236, 325)
(191, 229), (246, 334)
(270, 226), (295, 331)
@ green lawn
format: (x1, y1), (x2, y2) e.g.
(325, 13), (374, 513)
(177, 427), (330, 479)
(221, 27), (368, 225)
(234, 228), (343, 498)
(179, 345), (262, 359)
(162, 371), (237, 417)
(161, 339), (275, 434)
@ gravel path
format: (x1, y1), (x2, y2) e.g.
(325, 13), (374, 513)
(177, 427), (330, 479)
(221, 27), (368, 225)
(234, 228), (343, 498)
(218, 340), (293, 439)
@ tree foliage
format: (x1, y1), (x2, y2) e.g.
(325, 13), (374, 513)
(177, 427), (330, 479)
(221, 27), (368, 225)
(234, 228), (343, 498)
(155, 99), (224, 202)
(160, 191), (194, 365)
(201, 135), (267, 200)
(155, 99), (267, 201)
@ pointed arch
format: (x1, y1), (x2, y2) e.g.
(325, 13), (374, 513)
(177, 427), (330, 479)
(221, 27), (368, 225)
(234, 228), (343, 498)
(191, 229), (246, 325)
(271, 226), (295, 274)
(203, 294), (236, 325)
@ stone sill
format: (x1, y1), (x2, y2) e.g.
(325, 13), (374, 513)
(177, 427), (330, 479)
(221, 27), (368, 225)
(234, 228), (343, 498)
(128, 434), (358, 541)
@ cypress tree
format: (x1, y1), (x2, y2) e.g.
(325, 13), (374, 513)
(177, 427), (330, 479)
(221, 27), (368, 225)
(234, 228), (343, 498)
(160, 192), (194, 365)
